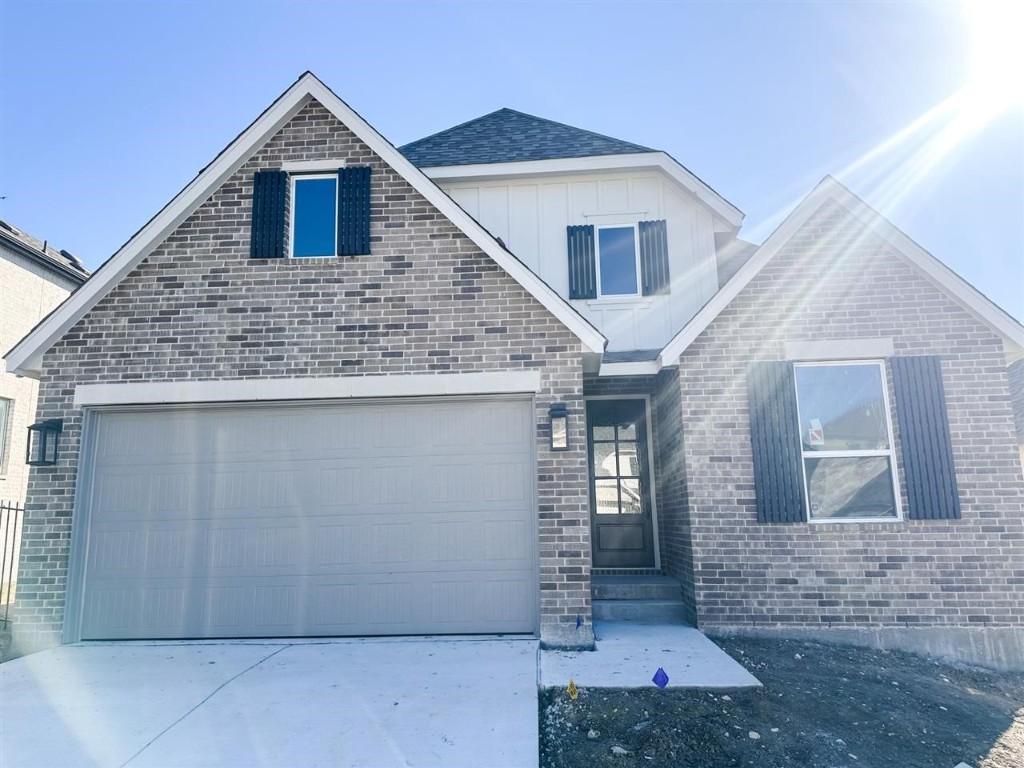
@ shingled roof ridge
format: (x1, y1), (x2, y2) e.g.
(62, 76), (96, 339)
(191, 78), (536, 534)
(399, 106), (658, 166)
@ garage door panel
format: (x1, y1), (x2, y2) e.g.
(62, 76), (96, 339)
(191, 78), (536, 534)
(80, 398), (536, 640)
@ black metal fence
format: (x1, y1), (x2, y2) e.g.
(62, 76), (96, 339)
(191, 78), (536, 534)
(1, 500), (24, 624)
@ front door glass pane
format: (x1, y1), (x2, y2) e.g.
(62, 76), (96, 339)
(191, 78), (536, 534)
(619, 479), (642, 514)
(593, 443), (618, 476)
(594, 479), (620, 514)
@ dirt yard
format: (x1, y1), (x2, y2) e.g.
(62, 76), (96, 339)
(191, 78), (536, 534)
(540, 635), (1024, 768)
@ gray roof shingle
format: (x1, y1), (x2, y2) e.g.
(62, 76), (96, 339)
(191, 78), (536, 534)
(0, 219), (90, 283)
(400, 108), (655, 167)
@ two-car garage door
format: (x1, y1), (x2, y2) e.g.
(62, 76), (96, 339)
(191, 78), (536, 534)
(76, 397), (537, 640)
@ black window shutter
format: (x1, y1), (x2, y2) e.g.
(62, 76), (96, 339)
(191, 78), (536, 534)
(747, 361), (807, 523)
(567, 224), (596, 299)
(337, 166), (371, 256)
(891, 356), (961, 520)
(638, 219), (670, 295)
(249, 170), (287, 259)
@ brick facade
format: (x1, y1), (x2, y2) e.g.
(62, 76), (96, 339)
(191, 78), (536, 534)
(13, 101), (594, 651)
(677, 199), (1024, 632)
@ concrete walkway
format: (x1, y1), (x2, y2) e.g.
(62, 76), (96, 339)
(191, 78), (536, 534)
(540, 621), (762, 689)
(2, 625), (758, 767)
(0, 637), (538, 768)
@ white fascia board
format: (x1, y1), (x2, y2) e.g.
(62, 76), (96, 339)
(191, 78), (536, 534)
(4, 87), (315, 379)
(424, 152), (744, 230)
(660, 176), (1024, 366)
(597, 360), (662, 377)
(828, 183), (1024, 359)
(5, 73), (607, 378)
(74, 371), (543, 407)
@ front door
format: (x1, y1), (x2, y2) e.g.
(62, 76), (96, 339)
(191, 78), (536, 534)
(587, 399), (655, 568)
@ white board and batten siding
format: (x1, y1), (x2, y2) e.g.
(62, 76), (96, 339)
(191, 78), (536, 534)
(74, 397), (537, 640)
(442, 171), (720, 351)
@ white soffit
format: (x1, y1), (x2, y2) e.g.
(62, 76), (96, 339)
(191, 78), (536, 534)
(423, 152), (744, 231)
(5, 73), (606, 378)
(660, 176), (1024, 366)
(597, 360), (661, 377)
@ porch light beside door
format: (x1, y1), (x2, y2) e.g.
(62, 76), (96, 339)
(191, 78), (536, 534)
(26, 419), (62, 466)
(549, 403), (569, 451)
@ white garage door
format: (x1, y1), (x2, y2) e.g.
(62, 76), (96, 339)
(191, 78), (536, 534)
(76, 398), (537, 640)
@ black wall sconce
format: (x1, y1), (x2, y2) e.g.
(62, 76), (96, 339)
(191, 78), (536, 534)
(26, 419), (62, 466)
(549, 403), (569, 451)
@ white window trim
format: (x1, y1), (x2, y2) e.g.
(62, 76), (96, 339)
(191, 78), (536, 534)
(595, 224), (642, 299)
(793, 360), (903, 524)
(289, 173), (339, 259)
(0, 396), (11, 477)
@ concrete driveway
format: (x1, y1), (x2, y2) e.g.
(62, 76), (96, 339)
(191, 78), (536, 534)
(0, 637), (538, 768)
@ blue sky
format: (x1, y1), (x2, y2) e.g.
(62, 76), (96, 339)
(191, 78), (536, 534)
(1, 0), (1021, 320)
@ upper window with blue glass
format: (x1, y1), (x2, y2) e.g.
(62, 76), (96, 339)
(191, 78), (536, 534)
(292, 176), (338, 257)
(249, 167), (371, 260)
(598, 226), (640, 296)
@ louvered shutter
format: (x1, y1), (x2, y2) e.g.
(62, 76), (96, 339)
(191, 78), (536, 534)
(566, 225), (596, 299)
(249, 170), (287, 259)
(337, 166), (371, 256)
(638, 219), (670, 295)
(747, 361), (807, 523)
(891, 356), (961, 520)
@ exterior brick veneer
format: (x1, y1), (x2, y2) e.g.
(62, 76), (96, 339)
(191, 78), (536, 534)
(677, 199), (1024, 632)
(13, 101), (593, 651)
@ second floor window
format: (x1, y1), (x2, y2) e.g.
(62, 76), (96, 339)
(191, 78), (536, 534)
(597, 226), (640, 296)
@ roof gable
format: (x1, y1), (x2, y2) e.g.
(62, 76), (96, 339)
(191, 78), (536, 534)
(400, 108), (655, 167)
(660, 176), (1024, 366)
(4, 73), (606, 377)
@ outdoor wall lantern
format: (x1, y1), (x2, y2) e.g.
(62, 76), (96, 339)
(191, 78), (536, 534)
(549, 403), (569, 451)
(26, 419), (62, 466)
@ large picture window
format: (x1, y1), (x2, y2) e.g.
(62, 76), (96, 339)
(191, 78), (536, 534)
(793, 361), (900, 521)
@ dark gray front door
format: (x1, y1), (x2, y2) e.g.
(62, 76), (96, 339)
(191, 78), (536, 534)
(587, 399), (655, 568)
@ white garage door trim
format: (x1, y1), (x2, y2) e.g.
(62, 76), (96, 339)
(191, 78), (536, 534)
(63, 395), (539, 643)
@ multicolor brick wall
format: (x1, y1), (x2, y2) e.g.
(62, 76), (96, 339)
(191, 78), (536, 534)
(13, 100), (593, 650)
(678, 198), (1024, 631)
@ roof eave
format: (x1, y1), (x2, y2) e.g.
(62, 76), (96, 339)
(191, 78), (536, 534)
(421, 152), (744, 231)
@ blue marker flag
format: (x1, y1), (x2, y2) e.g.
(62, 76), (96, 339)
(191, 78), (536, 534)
(652, 667), (669, 688)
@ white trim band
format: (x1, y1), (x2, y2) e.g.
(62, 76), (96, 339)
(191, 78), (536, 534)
(74, 371), (543, 407)
(784, 337), (894, 361)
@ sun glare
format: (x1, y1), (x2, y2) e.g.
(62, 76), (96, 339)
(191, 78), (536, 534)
(963, 0), (1024, 119)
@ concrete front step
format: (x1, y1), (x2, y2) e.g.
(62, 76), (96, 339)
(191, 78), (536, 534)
(592, 598), (688, 622)
(592, 574), (682, 601)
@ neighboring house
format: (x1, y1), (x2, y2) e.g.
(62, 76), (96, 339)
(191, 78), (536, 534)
(0, 221), (88, 601)
(5, 73), (1022, 668)
(0, 221), (89, 500)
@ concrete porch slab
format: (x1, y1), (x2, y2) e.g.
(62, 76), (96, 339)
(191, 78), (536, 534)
(540, 620), (761, 689)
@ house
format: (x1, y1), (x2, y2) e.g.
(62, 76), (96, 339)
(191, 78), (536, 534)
(1, 221), (89, 602)
(5, 73), (1022, 668)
